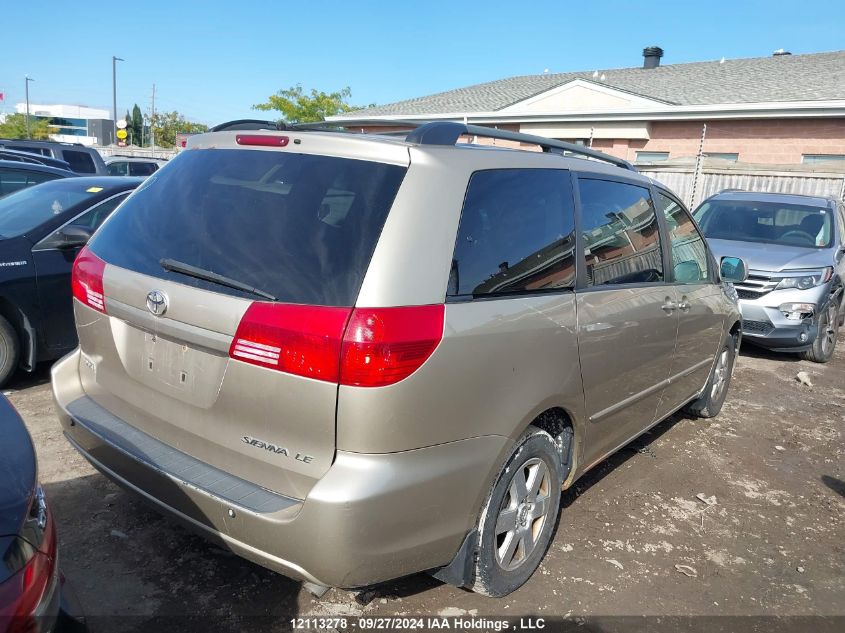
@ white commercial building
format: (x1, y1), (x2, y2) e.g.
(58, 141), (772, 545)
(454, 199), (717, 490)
(14, 103), (114, 145)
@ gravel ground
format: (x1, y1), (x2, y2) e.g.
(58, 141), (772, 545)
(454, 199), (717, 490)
(4, 338), (844, 632)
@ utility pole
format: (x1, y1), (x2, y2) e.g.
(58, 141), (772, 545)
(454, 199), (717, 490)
(24, 75), (34, 139)
(150, 84), (156, 151)
(112, 56), (124, 145)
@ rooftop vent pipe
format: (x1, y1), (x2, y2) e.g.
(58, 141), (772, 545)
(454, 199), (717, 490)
(643, 46), (664, 69)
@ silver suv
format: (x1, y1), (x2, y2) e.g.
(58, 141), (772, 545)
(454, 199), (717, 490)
(696, 191), (845, 362)
(52, 122), (744, 596)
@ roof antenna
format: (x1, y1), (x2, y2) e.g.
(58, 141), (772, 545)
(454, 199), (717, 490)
(592, 70), (599, 78)
(600, 73), (606, 81)
(719, 57), (725, 64)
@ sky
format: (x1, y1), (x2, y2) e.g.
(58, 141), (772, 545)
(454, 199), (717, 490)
(2, 0), (844, 126)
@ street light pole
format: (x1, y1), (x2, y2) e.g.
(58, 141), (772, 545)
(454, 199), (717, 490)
(112, 56), (124, 145)
(24, 75), (34, 139)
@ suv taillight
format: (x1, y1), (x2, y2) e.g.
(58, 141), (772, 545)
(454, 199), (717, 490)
(340, 305), (445, 387)
(71, 246), (106, 313)
(229, 303), (444, 387)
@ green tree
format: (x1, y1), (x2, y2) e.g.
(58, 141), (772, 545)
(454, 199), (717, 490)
(0, 113), (53, 140)
(131, 104), (144, 147)
(252, 85), (358, 124)
(150, 111), (208, 147)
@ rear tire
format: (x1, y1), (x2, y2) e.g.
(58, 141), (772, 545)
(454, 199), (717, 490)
(801, 298), (840, 363)
(471, 428), (562, 597)
(0, 315), (20, 388)
(684, 334), (736, 419)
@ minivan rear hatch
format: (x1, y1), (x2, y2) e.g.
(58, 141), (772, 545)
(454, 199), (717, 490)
(77, 136), (408, 499)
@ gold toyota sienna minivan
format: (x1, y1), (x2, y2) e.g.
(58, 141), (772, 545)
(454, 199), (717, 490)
(52, 122), (746, 597)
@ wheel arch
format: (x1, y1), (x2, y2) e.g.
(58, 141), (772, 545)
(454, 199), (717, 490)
(0, 296), (37, 372)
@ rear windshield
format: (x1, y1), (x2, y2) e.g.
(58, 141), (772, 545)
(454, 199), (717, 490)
(89, 149), (407, 306)
(0, 179), (101, 238)
(694, 199), (834, 248)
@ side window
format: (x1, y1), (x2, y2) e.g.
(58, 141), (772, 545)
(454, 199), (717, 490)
(62, 151), (96, 174)
(35, 194), (129, 249)
(107, 162), (129, 176)
(449, 169), (576, 297)
(72, 194), (129, 230)
(655, 190), (710, 283)
(129, 162), (157, 176)
(579, 178), (663, 286)
(0, 168), (61, 196)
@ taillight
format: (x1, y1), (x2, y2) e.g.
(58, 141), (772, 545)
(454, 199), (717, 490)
(235, 134), (289, 147)
(0, 488), (57, 632)
(229, 303), (351, 382)
(228, 303), (445, 387)
(340, 305), (445, 387)
(71, 246), (106, 313)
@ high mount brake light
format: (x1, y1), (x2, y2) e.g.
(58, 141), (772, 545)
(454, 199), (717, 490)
(71, 246), (107, 313)
(235, 135), (289, 147)
(229, 303), (444, 387)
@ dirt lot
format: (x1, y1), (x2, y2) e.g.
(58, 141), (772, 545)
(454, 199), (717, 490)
(5, 338), (845, 632)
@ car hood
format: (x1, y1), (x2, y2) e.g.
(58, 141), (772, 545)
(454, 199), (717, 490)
(707, 238), (832, 273)
(0, 396), (37, 536)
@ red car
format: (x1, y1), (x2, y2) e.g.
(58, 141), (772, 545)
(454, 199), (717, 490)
(0, 395), (86, 633)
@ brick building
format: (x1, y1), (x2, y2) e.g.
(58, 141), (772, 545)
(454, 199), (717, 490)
(329, 48), (845, 166)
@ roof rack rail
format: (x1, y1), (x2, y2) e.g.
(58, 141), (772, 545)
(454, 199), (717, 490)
(404, 122), (636, 171)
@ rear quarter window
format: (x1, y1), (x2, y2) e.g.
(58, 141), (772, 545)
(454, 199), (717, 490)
(61, 150), (96, 174)
(89, 149), (406, 306)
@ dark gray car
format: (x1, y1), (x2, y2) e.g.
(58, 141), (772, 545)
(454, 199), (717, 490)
(696, 190), (845, 362)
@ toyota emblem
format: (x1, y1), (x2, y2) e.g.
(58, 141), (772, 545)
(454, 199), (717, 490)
(146, 290), (168, 316)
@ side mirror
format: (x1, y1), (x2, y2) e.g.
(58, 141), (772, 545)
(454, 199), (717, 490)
(720, 256), (749, 283)
(56, 224), (94, 249)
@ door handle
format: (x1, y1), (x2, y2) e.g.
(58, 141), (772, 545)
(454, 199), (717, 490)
(662, 298), (678, 314)
(678, 297), (691, 313)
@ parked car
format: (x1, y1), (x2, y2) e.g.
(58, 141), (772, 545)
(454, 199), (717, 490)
(0, 177), (142, 386)
(104, 156), (167, 177)
(0, 140), (107, 176)
(0, 395), (87, 632)
(0, 161), (74, 198)
(695, 190), (845, 362)
(0, 149), (74, 172)
(52, 122), (746, 597)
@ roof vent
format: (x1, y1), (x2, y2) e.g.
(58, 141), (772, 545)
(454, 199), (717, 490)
(643, 46), (664, 69)
(773, 49), (792, 56)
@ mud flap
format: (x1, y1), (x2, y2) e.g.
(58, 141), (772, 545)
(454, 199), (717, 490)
(430, 529), (478, 588)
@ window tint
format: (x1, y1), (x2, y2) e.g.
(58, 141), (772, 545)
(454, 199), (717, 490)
(656, 191), (709, 283)
(129, 162), (157, 176)
(62, 150), (96, 174)
(448, 169), (576, 297)
(579, 179), (663, 286)
(7, 146), (52, 157)
(107, 162), (129, 176)
(89, 149), (406, 306)
(0, 168), (63, 197)
(0, 179), (101, 237)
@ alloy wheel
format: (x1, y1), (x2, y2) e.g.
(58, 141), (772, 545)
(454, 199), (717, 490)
(494, 457), (552, 571)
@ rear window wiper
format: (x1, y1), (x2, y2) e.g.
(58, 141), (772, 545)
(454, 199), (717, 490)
(160, 258), (276, 301)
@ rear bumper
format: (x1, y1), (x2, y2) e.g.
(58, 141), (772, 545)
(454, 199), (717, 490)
(52, 350), (509, 588)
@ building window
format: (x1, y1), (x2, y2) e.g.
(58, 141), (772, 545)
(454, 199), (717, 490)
(703, 152), (738, 162)
(802, 154), (845, 164)
(635, 151), (669, 163)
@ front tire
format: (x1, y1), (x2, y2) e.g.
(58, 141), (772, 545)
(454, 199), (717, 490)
(0, 315), (20, 388)
(684, 334), (736, 419)
(801, 298), (840, 363)
(472, 428), (562, 597)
